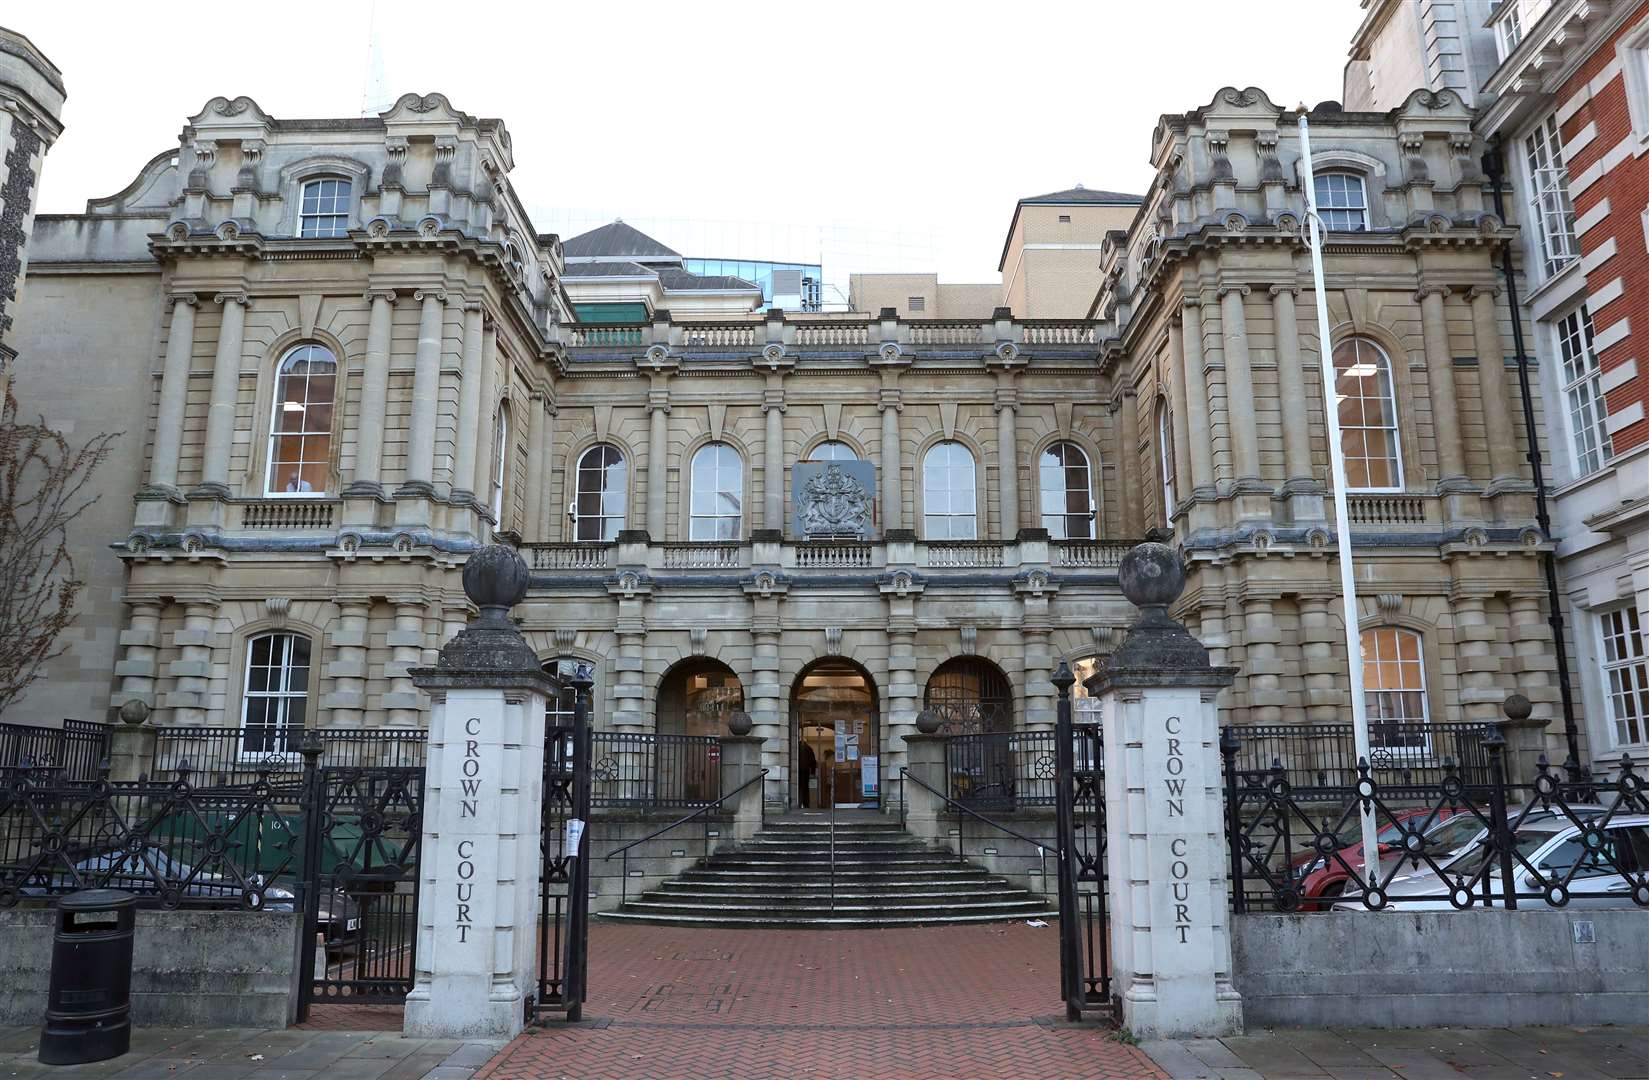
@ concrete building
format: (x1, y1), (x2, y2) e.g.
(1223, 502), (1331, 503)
(0, 25), (66, 391)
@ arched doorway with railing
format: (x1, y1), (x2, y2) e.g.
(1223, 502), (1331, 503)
(924, 656), (1016, 806)
(789, 659), (880, 809)
(653, 658), (745, 804)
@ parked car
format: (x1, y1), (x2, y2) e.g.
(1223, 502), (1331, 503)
(1334, 812), (1649, 911)
(1290, 807), (1482, 907)
(16, 847), (362, 952)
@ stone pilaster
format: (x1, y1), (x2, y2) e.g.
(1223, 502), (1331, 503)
(1178, 299), (1216, 503)
(880, 571), (924, 790)
(1451, 595), (1503, 724)
(1506, 595), (1558, 728)
(323, 598), (371, 725)
(878, 382), (903, 531)
(1217, 284), (1262, 490)
(166, 601), (217, 727)
(345, 289), (396, 504)
(761, 377), (786, 532)
(1244, 598), (1284, 723)
(1115, 388), (1142, 536)
(140, 294), (197, 516)
(1165, 316), (1194, 517)
(1269, 285), (1321, 517)
(194, 292), (247, 497)
(112, 601), (162, 711)
(646, 376), (670, 539)
(474, 320), (499, 527)
(994, 372), (1021, 539)
(1469, 286), (1523, 489)
(397, 289), (445, 501)
(385, 599), (426, 727)
(1298, 596), (1344, 723)
(524, 392), (552, 541)
(452, 302), (485, 508)
(1417, 286), (1469, 492)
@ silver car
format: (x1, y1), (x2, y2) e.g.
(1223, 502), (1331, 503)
(1336, 812), (1649, 910)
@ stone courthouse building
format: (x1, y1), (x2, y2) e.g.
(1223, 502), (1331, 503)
(8, 80), (1579, 805)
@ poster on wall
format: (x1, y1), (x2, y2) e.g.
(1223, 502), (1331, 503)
(861, 755), (878, 797)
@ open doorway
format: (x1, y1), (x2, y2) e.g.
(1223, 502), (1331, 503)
(790, 660), (879, 808)
(656, 658), (744, 803)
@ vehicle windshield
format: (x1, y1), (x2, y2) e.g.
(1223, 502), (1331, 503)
(1445, 826), (1564, 878)
(1424, 814), (1486, 852)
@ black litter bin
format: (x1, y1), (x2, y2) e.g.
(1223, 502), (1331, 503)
(39, 889), (136, 1065)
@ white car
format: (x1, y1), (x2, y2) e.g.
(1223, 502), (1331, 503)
(1333, 812), (1649, 911)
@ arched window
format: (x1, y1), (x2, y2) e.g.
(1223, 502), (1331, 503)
(1333, 337), (1403, 491)
(1314, 171), (1368, 232)
(489, 404), (510, 525)
(1361, 627), (1429, 754)
(240, 632), (311, 757)
(689, 442), (743, 540)
(805, 440), (858, 461)
(266, 344), (337, 496)
(1039, 441), (1094, 540)
(1155, 398), (1177, 525)
(298, 177), (352, 237)
(922, 441), (977, 540)
(573, 445), (626, 541)
(923, 657), (1013, 735)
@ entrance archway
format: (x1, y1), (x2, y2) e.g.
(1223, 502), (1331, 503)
(656, 658), (744, 802)
(790, 660), (879, 809)
(923, 656), (1013, 735)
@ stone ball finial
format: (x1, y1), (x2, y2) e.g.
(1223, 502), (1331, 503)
(728, 710), (753, 737)
(915, 709), (941, 735)
(463, 544), (530, 627)
(1502, 693), (1533, 722)
(1119, 540), (1185, 613)
(118, 699), (151, 727)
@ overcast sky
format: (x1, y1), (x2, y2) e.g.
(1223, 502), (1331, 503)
(21, 1), (1364, 293)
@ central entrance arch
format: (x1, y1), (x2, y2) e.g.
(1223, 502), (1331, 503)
(790, 659), (879, 809)
(656, 658), (744, 802)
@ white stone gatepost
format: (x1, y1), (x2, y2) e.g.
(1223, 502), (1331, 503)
(1090, 541), (1242, 1040)
(405, 546), (555, 1040)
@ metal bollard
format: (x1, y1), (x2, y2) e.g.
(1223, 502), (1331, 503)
(39, 889), (136, 1065)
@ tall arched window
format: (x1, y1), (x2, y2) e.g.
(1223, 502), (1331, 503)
(924, 657), (1013, 736)
(240, 632), (311, 757)
(266, 343), (337, 496)
(1155, 398), (1177, 525)
(805, 440), (858, 461)
(922, 441), (977, 540)
(573, 444), (626, 541)
(489, 404), (510, 525)
(1039, 441), (1094, 540)
(1333, 337), (1403, 491)
(1361, 626), (1429, 753)
(298, 178), (352, 237)
(690, 442), (743, 540)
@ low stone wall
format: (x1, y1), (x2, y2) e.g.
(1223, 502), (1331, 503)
(0, 908), (301, 1028)
(1232, 909), (1649, 1029)
(587, 810), (737, 912)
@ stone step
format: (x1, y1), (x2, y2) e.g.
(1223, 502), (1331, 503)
(660, 876), (1014, 892)
(614, 898), (1051, 918)
(671, 868), (1004, 884)
(655, 886), (1028, 903)
(593, 909), (1059, 929)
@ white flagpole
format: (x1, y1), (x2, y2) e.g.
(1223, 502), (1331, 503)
(1297, 112), (1381, 888)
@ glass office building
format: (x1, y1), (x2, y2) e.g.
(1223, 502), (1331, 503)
(684, 258), (823, 311)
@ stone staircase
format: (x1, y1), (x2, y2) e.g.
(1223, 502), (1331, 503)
(595, 810), (1057, 928)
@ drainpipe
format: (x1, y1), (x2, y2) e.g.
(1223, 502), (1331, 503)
(1481, 140), (1583, 774)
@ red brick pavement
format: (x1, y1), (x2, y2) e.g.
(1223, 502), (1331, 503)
(471, 920), (1162, 1080)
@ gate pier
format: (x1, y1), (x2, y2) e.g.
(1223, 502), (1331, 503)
(405, 546), (557, 1040)
(1088, 541), (1242, 1040)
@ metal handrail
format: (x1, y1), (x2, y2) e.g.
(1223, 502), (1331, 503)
(604, 767), (770, 861)
(898, 766), (1049, 854)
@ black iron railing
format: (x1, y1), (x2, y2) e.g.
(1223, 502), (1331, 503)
(1223, 721), (1493, 796)
(588, 731), (721, 809)
(150, 726), (426, 781)
(603, 767), (768, 906)
(0, 720), (112, 781)
(1222, 725), (1649, 913)
(945, 730), (1059, 809)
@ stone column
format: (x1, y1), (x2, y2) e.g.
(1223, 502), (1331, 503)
(881, 573), (925, 798)
(1244, 598), (1284, 723)
(1469, 286), (1522, 487)
(167, 602), (217, 727)
(108, 711), (158, 785)
(1418, 286), (1468, 490)
(1165, 318), (1194, 511)
(406, 546), (553, 1040)
(1506, 595), (1557, 733)
(113, 602), (162, 712)
(474, 321), (500, 525)
(646, 381), (670, 539)
(146, 294), (198, 498)
(1179, 300), (1215, 497)
(323, 599), (371, 727)
(879, 385), (903, 531)
(1298, 596), (1344, 723)
(452, 302), (486, 507)
(1115, 389), (1142, 535)
(899, 729), (949, 844)
(1017, 573), (1058, 732)
(399, 289), (445, 498)
(718, 734), (766, 844)
(347, 290), (396, 499)
(1269, 286), (1320, 518)
(195, 292), (247, 496)
(608, 575), (652, 733)
(995, 373), (1021, 538)
(525, 393), (552, 542)
(385, 600), (426, 728)
(761, 374), (785, 532)
(1217, 285), (1261, 488)
(1093, 542), (1241, 1039)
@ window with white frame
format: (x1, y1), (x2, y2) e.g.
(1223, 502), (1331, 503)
(1554, 304), (1614, 475)
(689, 442), (743, 540)
(1313, 172), (1368, 232)
(240, 632), (311, 757)
(573, 444), (626, 541)
(489, 405), (510, 525)
(266, 344), (336, 495)
(298, 178), (351, 238)
(1039, 441), (1094, 540)
(1524, 114), (1579, 278)
(922, 440), (977, 540)
(543, 657), (588, 729)
(1600, 608), (1649, 747)
(805, 440), (858, 462)
(1495, 2), (1523, 59)
(1361, 627), (1431, 754)
(1618, 16), (1649, 149)
(1332, 337), (1404, 491)
(1155, 397), (1177, 525)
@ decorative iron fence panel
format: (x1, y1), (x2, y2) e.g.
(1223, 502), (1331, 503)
(1223, 721), (1491, 797)
(945, 730), (1059, 809)
(0, 721), (112, 782)
(151, 727), (426, 782)
(1222, 726), (1649, 914)
(589, 731), (719, 809)
(538, 724), (575, 1014)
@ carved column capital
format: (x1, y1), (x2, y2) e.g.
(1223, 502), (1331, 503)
(1267, 284), (1300, 299)
(168, 293), (199, 308)
(1414, 284), (1452, 302)
(363, 288), (398, 305)
(1467, 284), (1501, 301)
(213, 292), (248, 307)
(1216, 283), (1251, 299)
(414, 288), (448, 304)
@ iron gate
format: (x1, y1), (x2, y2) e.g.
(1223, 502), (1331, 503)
(1053, 666), (1111, 1019)
(297, 744), (424, 1018)
(538, 671), (593, 1019)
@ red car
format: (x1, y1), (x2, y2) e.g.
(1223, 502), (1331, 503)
(1291, 807), (1483, 907)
